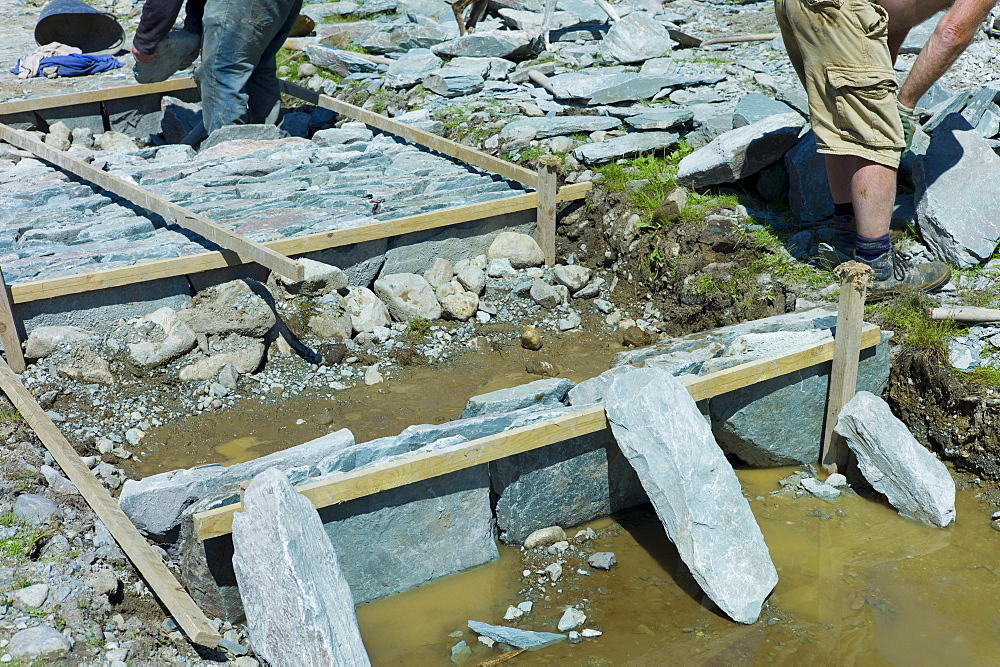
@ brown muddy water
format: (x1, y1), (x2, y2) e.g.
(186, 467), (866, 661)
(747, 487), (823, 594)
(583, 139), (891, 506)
(136, 330), (621, 476)
(356, 469), (1000, 666)
(136, 329), (1000, 665)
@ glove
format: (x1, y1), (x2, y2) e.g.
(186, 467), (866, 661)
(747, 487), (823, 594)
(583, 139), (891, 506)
(897, 100), (916, 150)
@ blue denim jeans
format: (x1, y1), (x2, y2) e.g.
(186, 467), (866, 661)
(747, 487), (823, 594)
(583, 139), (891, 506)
(196, 0), (302, 136)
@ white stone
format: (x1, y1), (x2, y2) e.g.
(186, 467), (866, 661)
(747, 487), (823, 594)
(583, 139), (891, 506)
(553, 265), (592, 291)
(127, 307), (197, 369)
(835, 391), (956, 527)
(23, 326), (93, 360)
(345, 286), (391, 334)
(487, 232), (545, 268)
(557, 607), (586, 632)
(440, 291), (479, 321)
(373, 273), (442, 322)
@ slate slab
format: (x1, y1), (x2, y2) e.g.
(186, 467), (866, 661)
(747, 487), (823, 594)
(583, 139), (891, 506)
(835, 392), (956, 527)
(573, 131), (679, 165)
(677, 113), (805, 188)
(468, 621), (565, 649)
(500, 116), (620, 139)
(733, 93), (798, 128)
(785, 130), (834, 223)
(624, 107), (694, 131)
(601, 366), (778, 624)
(119, 429), (355, 538)
(462, 378), (574, 418)
(232, 469), (371, 666)
(913, 114), (1000, 267)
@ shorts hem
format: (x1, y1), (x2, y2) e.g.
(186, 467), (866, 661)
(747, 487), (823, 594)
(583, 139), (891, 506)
(816, 144), (900, 169)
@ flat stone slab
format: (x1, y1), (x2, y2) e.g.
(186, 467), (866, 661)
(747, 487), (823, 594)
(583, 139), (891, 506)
(468, 621), (565, 649)
(835, 391), (956, 527)
(500, 116), (620, 140)
(677, 113), (805, 188)
(119, 428), (355, 538)
(573, 132), (679, 165)
(233, 468), (371, 666)
(462, 377), (574, 418)
(601, 366), (778, 624)
(624, 107), (694, 131)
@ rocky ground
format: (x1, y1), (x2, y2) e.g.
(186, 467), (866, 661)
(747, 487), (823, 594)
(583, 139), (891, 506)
(3, 0), (1000, 661)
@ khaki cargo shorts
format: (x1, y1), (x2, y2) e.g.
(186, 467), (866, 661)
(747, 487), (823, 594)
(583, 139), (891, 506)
(775, 0), (904, 168)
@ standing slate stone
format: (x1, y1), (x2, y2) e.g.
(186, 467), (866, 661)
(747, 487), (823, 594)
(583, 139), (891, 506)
(835, 392), (956, 527)
(601, 366), (778, 624)
(600, 13), (674, 64)
(232, 468), (371, 666)
(785, 131), (834, 223)
(913, 114), (1000, 267)
(677, 113), (805, 188)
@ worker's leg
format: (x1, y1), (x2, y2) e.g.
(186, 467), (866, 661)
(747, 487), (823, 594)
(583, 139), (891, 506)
(199, 0), (296, 135)
(245, 0), (303, 126)
(877, 0), (957, 61)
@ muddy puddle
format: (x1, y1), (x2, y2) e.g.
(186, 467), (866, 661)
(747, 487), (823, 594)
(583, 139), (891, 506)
(356, 468), (1000, 666)
(136, 329), (621, 476)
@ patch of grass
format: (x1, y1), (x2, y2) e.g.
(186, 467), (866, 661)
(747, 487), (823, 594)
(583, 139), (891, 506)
(406, 317), (432, 336)
(596, 145), (695, 224)
(742, 226), (834, 289)
(963, 364), (1000, 389)
(867, 292), (960, 355)
(0, 406), (21, 423)
(296, 299), (320, 329)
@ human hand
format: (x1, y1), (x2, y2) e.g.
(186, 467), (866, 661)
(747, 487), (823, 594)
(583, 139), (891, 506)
(897, 100), (916, 150)
(131, 44), (155, 64)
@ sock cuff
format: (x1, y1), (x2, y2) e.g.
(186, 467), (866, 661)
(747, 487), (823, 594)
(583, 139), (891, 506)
(855, 233), (891, 260)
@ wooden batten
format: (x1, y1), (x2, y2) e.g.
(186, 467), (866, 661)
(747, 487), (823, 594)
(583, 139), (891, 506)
(0, 360), (221, 647)
(193, 324), (882, 541)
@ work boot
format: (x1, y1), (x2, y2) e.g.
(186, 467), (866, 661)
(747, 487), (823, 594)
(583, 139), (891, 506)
(856, 249), (951, 300)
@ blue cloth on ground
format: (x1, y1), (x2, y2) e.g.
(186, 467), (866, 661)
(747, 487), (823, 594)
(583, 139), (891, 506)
(10, 53), (123, 77)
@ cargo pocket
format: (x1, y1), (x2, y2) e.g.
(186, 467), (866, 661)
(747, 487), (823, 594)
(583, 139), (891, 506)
(801, 0), (842, 7)
(827, 66), (903, 149)
(852, 0), (889, 38)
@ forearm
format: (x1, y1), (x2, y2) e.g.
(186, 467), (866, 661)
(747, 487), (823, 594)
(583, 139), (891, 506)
(132, 0), (186, 54)
(898, 0), (996, 108)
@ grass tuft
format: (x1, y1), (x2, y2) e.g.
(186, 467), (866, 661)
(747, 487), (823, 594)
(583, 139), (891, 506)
(867, 293), (960, 355)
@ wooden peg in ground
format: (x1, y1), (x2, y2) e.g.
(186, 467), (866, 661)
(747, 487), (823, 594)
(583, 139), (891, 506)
(821, 261), (873, 474)
(925, 306), (1000, 322)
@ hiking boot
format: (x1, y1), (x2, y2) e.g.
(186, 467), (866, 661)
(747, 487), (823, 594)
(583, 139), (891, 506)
(856, 249), (951, 300)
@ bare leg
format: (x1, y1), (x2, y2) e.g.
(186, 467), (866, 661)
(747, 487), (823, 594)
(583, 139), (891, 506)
(851, 160), (896, 239)
(824, 154), (894, 238)
(876, 0), (955, 61)
(825, 154), (854, 205)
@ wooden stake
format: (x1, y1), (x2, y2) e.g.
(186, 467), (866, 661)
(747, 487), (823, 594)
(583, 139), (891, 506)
(0, 360), (220, 647)
(925, 306), (1000, 322)
(194, 324), (881, 541)
(0, 267), (24, 373)
(536, 156), (560, 266)
(821, 261), (873, 473)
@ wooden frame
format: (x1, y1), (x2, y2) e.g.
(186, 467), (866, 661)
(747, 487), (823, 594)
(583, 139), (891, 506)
(0, 75), (580, 364)
(0, 359), (220, 647)
(193, 324), (882, 540)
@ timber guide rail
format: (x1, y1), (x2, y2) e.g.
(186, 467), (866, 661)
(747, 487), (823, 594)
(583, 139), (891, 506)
(0, 77), (588, 363)
(193, 323), (883, 540)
